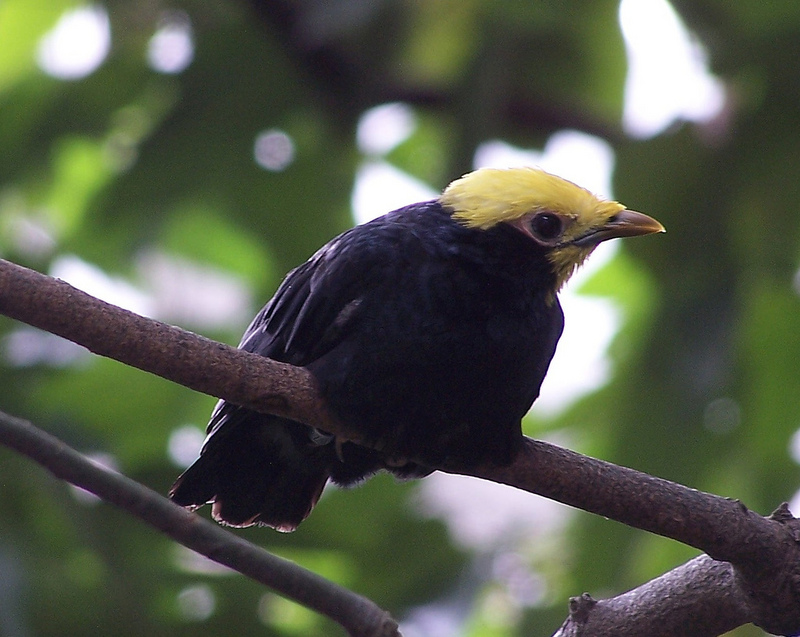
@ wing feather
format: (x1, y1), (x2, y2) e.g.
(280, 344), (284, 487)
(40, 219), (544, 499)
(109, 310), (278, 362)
(237, 231), (378, 365)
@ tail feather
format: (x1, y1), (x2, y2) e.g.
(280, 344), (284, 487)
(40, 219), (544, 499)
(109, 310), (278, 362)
(170, 407), (434, 530)
(170, 413), (333, 531)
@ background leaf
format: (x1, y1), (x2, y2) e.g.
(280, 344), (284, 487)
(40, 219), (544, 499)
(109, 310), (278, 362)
(1, 1), (798, 635)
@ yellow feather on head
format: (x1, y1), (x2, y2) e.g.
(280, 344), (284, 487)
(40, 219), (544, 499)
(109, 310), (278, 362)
(440, 167), (624, 231)
(439, 167), (634, 296)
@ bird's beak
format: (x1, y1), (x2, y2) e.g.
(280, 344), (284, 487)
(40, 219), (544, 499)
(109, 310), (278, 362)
(572, 210), (665, 247)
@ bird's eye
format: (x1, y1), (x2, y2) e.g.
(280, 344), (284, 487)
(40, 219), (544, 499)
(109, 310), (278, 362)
(529, 213), (563, 241)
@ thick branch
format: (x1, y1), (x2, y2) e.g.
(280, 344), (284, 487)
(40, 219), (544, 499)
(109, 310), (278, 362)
(471, 438), (789, 571)
(0, 258), (345, 436)
(553, 556), (748, 637)
(554, 521), (800, 637)
(473, 446), (800, 635)
(0, 410), (398, 637)
(2, 258), (800, 635)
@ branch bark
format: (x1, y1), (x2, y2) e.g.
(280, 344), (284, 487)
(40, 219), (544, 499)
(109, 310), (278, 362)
(1, 257), (799, 636)
(554, 556), (748, 637)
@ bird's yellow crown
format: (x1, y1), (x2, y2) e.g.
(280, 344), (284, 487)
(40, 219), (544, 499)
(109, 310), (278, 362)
(440, 167), (660, 296)
(440, 167), (624, 230)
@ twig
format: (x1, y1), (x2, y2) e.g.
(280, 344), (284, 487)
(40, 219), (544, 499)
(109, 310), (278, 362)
(0, 410), (399, 637)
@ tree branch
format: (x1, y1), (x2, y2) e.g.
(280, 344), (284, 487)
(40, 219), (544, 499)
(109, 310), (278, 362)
(1, 257), (799, 636)
(0, 259), (347, 435)
(0, 409), (398, 637)
(554, 556), (748, 637)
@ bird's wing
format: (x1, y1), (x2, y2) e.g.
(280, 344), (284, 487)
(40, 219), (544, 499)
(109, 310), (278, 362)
(204, 217), (400, 437)
(238, 231), (382, 366)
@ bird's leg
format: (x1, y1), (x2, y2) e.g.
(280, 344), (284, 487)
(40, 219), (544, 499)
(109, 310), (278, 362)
(334, 437), (346, 462)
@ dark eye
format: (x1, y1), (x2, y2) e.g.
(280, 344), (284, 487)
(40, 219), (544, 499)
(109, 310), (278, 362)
(529, 213), (563, 241)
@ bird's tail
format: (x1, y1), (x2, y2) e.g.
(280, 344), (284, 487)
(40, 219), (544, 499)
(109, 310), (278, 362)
(170, 411), (337, 531)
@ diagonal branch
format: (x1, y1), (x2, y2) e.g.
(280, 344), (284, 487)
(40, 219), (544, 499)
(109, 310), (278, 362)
(1, 257), (800, 636)
(0, 409), (399, 637)
(0, 258), (335, 433)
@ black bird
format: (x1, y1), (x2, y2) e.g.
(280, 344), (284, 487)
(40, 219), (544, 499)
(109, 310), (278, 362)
(170, 167), (664, 531)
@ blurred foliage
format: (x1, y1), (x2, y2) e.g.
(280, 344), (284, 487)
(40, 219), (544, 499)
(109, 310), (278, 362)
(0, 1), (799, 636)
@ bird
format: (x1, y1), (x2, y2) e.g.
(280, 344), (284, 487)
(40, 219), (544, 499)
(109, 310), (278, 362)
(170, 167), (664, 531)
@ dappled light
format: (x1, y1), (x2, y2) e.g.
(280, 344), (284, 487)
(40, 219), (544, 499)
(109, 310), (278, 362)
(147, 11), (194, 75)
(172, 544), (236, 576)
(619, 0), (727, 137)
(167, 425), (205, 468)
(37, 5), (111, 80)
(253, 129), (296, 172)
(136, 250), (254, 329)
(50, 254), (153, 316)
(351, 161), (437, 224)
(177, 584), (216, 622)
(474, 131), (617, 199)
(2, 212), (56, 258)
(4, 327), (87, 367)
(416, 472), (570, 550)
(357, 103), (417, 156)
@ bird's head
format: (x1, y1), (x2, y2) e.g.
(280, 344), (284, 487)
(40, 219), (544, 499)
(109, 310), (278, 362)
(440, 167), (664, 294)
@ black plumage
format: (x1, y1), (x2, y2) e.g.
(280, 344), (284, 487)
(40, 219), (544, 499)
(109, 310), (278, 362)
(170, 201), (562, 529)
(169, 167), (663, 530)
